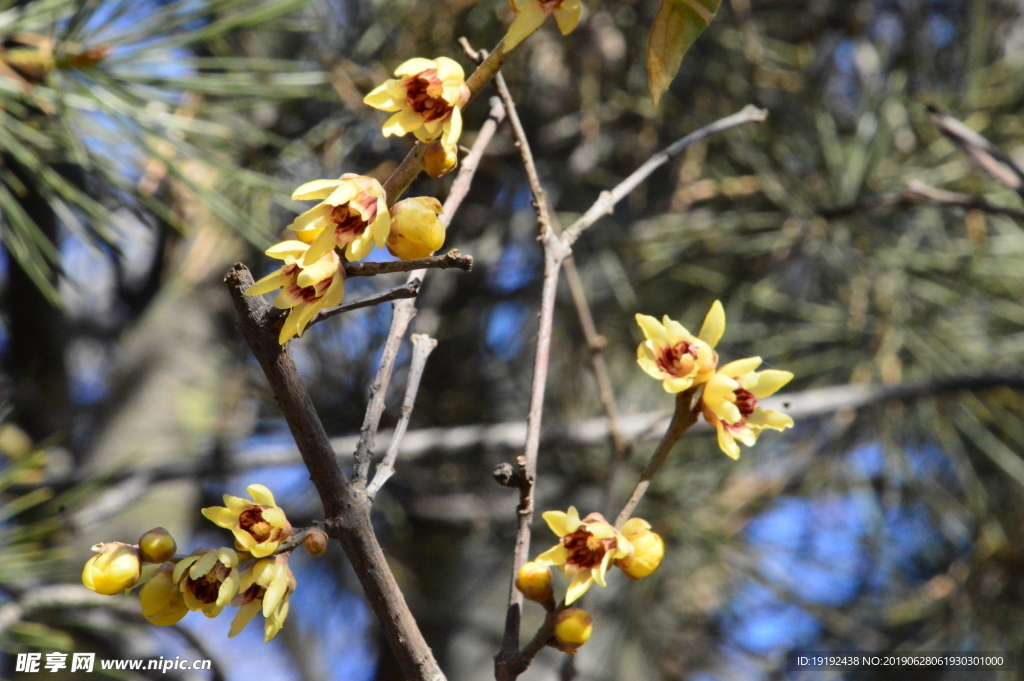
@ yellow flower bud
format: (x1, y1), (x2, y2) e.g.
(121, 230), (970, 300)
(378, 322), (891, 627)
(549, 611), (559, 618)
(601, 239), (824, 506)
(82, 542), (142, 596)
(615, 518), (665, 580)
(387, 197), (446, 261)
(139, 563), (188, 626)
(516, 561), (554, 605)
(423, 140), (458, 178)
(302, 529), (329, 557)
(553, 608), (592, 654)
(139, 527), (177, 564)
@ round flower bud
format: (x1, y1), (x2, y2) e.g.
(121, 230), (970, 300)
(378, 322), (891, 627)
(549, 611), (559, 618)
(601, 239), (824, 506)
(553, 608), (592, 653)
(387, 197), (446, 261)
(139, 563), (188, 626)
(423, 140), (458, 178)
(139, 527), (177, 564)
(615, 518), (665, 580)
(82, 542), (142, 596)
(516, 561), (554, 605)
(303, 529), (329, 557)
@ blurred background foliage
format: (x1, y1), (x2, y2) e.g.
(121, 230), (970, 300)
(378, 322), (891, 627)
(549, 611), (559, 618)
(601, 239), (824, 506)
(3, 0), (1024, 679)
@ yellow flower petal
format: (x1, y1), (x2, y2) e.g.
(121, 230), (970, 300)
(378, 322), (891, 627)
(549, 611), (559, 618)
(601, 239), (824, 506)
(302, 225), (338, 266)
(265, 241), (309, 260)
(245, 270), (285, 297)
(750, 370), (793, 398)
(362, 82), (403, 112)
(719, 356), (762, 377)
(295, 257), (337, 289)
(247, 484), (276, 507)
(504, 0), (549, 51)
(434, 56), (465, 82)
(201, 506), (238, 529)
(715, 421), (741, 459)
(321, 272), (346, 310)
(535, 543), (569, 567)
(291, 179), (344, 201)
(229, 599), (262, 638)
(542, 510), (574, 537)
(383, 109), (424, 137)
(698, 300), (725, 348)
(748, 408), (794, 431)
(564, 572), (593, 605)
(553, 0), (581, 34)
(394, 57), (436, 77)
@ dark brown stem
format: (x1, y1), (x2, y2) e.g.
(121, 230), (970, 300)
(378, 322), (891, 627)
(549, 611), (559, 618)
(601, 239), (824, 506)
(614, 390), (700, 528)
(309, 280), (421, 326)
(344, 251), (472, 278)
(225, 265), (445, 681)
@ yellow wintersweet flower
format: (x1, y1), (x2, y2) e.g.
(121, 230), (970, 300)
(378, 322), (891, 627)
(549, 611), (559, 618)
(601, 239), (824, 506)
(701, 357), (794, 459)
(387, 197), (446, 260)
(288, 175), (390, 264)
(504, 0), (582, 51)
(173, 548), (240, 618)
(615, 518), (665, 580)
(363, 57), (468, 151)
(423, 139), (458, 178)
(230, 555), (296, 643)
(535, 507), (632, 605)
(553, 608), (592, 654)
(82, 542), (142, 595)
(139, 563), (188, 626)
(244, 241), (345, 345)
(202, 484), (292, 559)
(635, 300), (724, 393)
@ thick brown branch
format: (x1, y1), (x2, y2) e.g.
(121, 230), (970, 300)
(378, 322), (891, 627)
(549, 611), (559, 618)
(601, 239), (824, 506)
(344, 251), (472, 278)
(225, 265), (445, 681)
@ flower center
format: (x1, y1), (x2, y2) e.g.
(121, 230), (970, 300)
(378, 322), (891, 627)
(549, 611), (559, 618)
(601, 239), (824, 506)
(562, 527), (613, 570)
(330, 204), (371, 240)
(189, 562), (230, 603)
(734, 388), (757, 417)
(236, 583), (264, 606)
(656, 341), (699, 378)
(283, 264), (333, 304)
(239, 507), (273, 543)
(404, 69), (453, 122)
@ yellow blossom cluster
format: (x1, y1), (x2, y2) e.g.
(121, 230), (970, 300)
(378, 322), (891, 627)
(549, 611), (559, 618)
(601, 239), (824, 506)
(246, 174), (448, 344)
(81, 484), (326, 643)
(635, 301), (795, 458)
(515, 507), (665, 654)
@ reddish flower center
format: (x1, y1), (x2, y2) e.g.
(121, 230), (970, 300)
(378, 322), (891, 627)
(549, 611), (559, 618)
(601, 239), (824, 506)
(281, 263), (333, 304)
(404, 69), (453, 122)
(656, 341), (699, 378)
(734, 388), (758, 417)
(562, 527), (615, 570)
(239, 507), (273, 543)
(236, 583), (264, 606)
(188, 562), (231, 604)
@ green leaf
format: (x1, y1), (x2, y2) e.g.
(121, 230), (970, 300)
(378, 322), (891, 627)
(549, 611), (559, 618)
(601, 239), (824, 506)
(646, 0), (721, 105)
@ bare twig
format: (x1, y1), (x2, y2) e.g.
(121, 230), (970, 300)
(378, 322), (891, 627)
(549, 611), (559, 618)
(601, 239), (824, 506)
(903, 180), (1024, 222)
(225, 265), (445, 681)
(562, 105), (769, 246)
(367, 334), (438, 498)
(350, 98), (506, 488)
(614, 390), (701, 528)
(309, 280), (421, 326)
(352, 298), (416, 488)
(344, 251), (473, 278)
(928, 106), (1024, 197)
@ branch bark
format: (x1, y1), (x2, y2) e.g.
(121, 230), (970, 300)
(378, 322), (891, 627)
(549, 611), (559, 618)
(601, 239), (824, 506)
(344, 251), (472, 278)
(225, 265), (445, 681)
